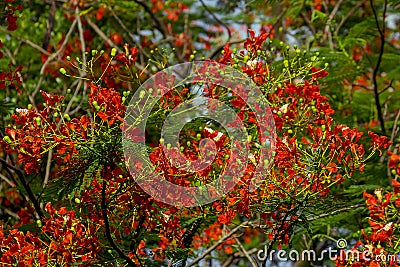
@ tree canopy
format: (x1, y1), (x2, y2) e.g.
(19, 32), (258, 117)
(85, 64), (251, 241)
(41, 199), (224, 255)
(0, 0), (399, 266)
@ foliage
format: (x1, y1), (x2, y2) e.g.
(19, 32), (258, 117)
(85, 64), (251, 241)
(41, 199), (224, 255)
(0, 0), (399, 266)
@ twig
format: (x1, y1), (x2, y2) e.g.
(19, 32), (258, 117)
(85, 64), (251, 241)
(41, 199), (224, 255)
(133, 0), (185, 62)
(86, 17), (148, 75)
(232, 235), (258, 267)
(0, 172), (16, 187)
(323, 0), (344, 48)
(186, 221), (249, 267)
(101, 171), (137, 267)
(370, 0), (388, 134)
(335, 0), (368, 36)
(31, 19), (77, 107)
(42, 0), (57, 50)
(301, 12), (316, 34)
(0, 157), (44, 219)
(199, 0), (233, 60)
(221, 248), (260, 267)
(302, 204), (364, 221)
(108, 6), (150, 63)
(86, 17), (122, 52)
(0, 28), (51, 56)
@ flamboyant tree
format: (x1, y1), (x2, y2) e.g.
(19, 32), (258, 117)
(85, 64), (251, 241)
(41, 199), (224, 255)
(0, 0), (399, 266)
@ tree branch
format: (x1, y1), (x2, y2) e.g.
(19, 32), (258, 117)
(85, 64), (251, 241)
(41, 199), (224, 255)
(133, 0), (185, 62)
(370, 0), (388, 134)
(186, 221), (250, 267)
(0, 157), (44, 219)
(101, 170), (137, 267)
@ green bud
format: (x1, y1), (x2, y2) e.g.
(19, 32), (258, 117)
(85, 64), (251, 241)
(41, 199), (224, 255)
(288, 129), (293, 134)
(92, 50), (98, 56)
(59, 68), (67, 75)
(2, 136), (11, 144)
(322, 125), (326, 131)
(66, 56), (71, 61)
(64, 114), (71, 121)
(27, 104), (33, 109)
(139, 90), (146, 99)
(74, 198), (81, 204)
(186, 141), (191, 147)
(283, 60), (289, 68)
(36, 219), (42, 227)
(66, 88), (71, 94)
(111, 48), (117, 57)
(53, 112), (58, 118)
(189, 54), (195, 61)
(35, 117), (41, 126)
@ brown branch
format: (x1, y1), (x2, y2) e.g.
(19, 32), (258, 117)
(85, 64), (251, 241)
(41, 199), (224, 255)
(0, 28), (51, 56)
(133, 0), (185, 62)
(335, 0), (368, 36)
(370, 0), (388, 134)
(301, 204), (364, 221)
(186, 221), (250, 267)
(108, 6), (151, 62)
(42, 0), (57, 50)
(232, 235), (258, 267)
(101, 173), (137, 267)
(0, 157), (44, 219)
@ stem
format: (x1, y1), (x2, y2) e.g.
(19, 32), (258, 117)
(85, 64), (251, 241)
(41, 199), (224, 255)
(101, 169), (137, 267)
(0, 157), (44, 219)
(370, 0), (388, 134)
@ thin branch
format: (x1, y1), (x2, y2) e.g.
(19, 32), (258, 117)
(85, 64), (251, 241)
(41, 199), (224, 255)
(42, 0), (57, 50)
(232, 235), (258, 267)
(108, 6), (151, 62)
(199, 0), (233, 59)
(186, 221), (249, 267)
(0, 172), (16, 187)
(0, 157), (44, 219)
(0, 28), (52, 56)
(31, 19), (77, 107)
(301, 12), (316, 34)
(101, 173), (137, 267)
(133, 0), (185, 62)
(86, 17), (122, 52)
(335, 0), (368, 36)
(301, 204), (364, 221)
(323, 0), (344, 48)
(370, 0), (388, 134)
(86, 17), (148, 75)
